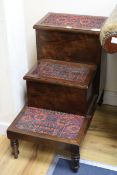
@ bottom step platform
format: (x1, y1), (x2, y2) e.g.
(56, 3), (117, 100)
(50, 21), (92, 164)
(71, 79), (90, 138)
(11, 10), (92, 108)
(7, 106), (92, 172)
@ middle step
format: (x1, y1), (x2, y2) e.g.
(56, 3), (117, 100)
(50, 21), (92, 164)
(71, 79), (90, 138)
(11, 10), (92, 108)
(24, 59), (97, 115)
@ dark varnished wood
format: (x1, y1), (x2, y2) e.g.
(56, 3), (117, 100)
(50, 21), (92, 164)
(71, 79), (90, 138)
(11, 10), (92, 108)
(24, 59), (97, 115)
(7, 12), (106, 172)
(34, 13), (106, 64)
(7, 103), (94, 172)
(10, 139), (19, 159)
(35, 30), (102, 64)
(26, 80), (95, 115)
(71, 145), (80, 172)
(33, 13), (106, 104)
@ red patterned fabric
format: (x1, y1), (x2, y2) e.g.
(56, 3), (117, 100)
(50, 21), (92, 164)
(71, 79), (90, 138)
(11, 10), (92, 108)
(40, 13), (106, 30)
(32, 60), (89, 83)
(16, 107), (85, 140)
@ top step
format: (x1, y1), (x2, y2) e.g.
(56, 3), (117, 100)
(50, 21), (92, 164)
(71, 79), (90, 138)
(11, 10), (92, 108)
(33, 13), (106, 64)
(34, 12), (106, 34)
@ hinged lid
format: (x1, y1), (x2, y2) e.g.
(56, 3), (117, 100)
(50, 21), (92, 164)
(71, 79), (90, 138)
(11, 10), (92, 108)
(33, 12), (107, 34)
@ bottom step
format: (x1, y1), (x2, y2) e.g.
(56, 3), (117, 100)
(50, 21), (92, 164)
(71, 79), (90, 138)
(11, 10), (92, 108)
(7, 106), (90, 145)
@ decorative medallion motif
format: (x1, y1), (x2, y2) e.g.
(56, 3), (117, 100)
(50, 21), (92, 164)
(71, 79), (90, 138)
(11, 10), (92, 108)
(16, 107), (84, 140)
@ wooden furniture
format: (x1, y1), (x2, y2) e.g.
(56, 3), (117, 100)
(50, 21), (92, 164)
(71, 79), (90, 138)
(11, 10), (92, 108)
(7, 13), (106, 172)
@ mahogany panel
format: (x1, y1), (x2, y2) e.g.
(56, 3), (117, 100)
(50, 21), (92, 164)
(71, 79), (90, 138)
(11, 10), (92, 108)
(26, 79), (97, 115)
(36, 30), (102, 64)
(27, 81), (86, 114)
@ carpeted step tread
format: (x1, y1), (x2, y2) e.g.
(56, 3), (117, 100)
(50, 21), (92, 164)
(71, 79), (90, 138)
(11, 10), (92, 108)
(7, 106), (89, 145)
(24, 59), (97, 89)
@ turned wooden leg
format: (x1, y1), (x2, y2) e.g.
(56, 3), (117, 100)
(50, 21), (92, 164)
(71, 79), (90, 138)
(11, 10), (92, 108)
(10, 139), (19, 159)
(71, 145), (80, 172)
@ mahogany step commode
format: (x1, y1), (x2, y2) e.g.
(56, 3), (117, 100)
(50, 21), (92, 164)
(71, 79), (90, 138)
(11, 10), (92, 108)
(7, 12), (106, 172)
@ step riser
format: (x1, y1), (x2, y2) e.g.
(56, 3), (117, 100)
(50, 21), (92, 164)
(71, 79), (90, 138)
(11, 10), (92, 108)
(36, 30), (101, 64)
(27, 80), (96, 115)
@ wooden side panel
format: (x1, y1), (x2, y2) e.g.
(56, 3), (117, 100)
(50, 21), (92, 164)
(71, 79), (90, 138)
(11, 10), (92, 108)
(36, 30), (102, 64)
(27, 81), (88, 115)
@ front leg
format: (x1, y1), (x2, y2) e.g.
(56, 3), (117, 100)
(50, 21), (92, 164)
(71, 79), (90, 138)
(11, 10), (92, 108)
(10, 139), (19, 159)
(71, 145), (80, 172)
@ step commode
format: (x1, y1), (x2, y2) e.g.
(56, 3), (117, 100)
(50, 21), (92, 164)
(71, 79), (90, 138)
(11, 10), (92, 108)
(24, 59), (97, 115)
(7, 12), (106, 172)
